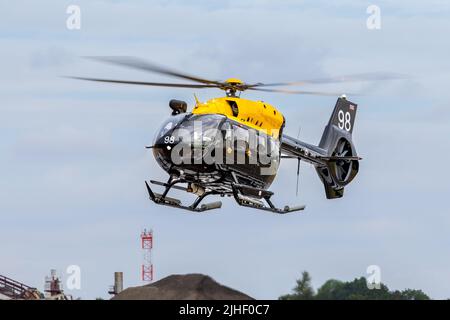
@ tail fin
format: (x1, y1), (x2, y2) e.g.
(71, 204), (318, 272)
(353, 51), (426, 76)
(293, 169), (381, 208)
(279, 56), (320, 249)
(319, 97), (357, 149)
(316, 97), (359, 199)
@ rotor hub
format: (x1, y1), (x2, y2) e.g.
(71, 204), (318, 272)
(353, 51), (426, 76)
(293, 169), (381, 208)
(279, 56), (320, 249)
(225, 78), (243, 85)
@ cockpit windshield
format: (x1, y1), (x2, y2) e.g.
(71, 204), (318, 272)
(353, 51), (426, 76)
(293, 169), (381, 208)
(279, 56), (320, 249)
(153, 113), (188, 144)
(175, 114), (225, 148)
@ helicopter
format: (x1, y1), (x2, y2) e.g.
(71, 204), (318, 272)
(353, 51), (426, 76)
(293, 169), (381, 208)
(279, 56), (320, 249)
(69, 56), (390, 214)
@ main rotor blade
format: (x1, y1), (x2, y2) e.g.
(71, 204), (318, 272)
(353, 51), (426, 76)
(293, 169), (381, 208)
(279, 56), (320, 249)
(66, 76), (219, 88)
(85, 56), (224, 86)
(247, 72), (408, 88)
(248, 87), (356, 96)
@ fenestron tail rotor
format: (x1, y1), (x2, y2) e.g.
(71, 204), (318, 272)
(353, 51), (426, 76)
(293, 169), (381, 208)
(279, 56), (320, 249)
(68, 56), (407, 97)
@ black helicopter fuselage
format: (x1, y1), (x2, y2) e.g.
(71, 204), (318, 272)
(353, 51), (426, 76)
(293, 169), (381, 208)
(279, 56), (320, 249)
(152, 113), (281, 193)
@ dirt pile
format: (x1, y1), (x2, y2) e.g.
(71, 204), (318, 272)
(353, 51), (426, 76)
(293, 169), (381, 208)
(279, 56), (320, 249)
(112, 273), (253, 300)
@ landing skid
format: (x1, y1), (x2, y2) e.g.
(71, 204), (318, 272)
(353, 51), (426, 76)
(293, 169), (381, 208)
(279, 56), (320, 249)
(145, 180), (222, 212)
(231, 183), (305, 214)
(144, 178), (305, 214)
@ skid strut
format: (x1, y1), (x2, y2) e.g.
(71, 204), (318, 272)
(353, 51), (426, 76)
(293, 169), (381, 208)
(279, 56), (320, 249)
(231, 183), (305, 214)
(145, 180), (222, 212)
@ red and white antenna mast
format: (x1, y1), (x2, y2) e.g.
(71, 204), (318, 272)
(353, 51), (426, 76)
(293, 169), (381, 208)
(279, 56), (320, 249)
(140, 229), (153, 283)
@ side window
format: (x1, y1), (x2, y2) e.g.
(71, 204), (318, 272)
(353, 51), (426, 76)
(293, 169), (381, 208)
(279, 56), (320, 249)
(270, 138), (280, 156)
(221, 121), (232, 140)
(258, 133), (270, 156)
(233, 124), (249, 152)
(247, 128), (258, 153)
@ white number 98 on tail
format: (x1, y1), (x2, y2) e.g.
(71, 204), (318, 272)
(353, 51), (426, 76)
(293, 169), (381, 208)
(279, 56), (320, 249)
(332, 98), (357, 134)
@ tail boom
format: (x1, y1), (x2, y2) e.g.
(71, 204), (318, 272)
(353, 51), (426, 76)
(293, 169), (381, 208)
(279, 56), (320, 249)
(280, 97), (360, 199)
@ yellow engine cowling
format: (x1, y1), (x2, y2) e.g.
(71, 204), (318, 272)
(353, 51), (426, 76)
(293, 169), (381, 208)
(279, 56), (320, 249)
(192, 97), (284, 138)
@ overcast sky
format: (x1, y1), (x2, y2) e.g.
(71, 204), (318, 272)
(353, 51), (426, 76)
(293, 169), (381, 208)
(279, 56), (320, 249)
(1, 0), (450, 299)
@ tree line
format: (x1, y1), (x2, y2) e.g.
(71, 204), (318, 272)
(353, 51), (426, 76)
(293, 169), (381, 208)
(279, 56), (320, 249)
(279, 271), (430, 300)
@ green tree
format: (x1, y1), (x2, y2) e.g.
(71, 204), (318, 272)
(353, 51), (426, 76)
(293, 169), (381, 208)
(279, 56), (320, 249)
(315, 279), (344, 300)
(279, 271), (315, 300)
(339, 277), (391, 300)
(399, 289), (429, 300)
(279, 272), (431, 300)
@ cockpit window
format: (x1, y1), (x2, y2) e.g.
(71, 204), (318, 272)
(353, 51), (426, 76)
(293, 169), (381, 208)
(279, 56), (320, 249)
(178, 114), (225, 130)
(158, 114), (187, 137)
(153, 113), (188, 144)
(175, 114), (225, 147)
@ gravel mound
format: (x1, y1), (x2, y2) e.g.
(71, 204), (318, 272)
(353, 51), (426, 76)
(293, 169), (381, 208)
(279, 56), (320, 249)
(112, 273), (253, 300)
